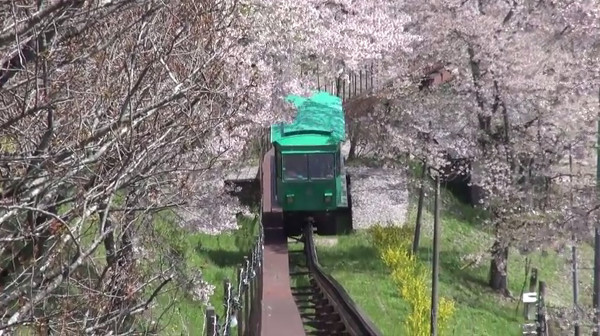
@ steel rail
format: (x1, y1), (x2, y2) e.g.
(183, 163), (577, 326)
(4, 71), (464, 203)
(302, 222), (382, 336)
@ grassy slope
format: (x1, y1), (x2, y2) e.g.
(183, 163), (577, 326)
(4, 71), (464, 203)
(314, 233), (411, 334)
(317, 187), (592, 335)
(144, 161), (592, 334)
(148, 213), (259, 335)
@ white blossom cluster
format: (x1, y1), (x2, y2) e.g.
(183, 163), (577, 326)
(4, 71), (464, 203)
(189, 275), (216, 305)
(176, 168), (251, 234)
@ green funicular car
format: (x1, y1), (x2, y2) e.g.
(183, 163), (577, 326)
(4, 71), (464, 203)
(270, 91), (353, 236)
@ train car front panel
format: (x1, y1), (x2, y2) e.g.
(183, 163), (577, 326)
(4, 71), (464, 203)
(275, 145), (338, 212)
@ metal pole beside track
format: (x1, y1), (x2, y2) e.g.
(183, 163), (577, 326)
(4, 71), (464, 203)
(594, 87), (600, 336)
(431, 175), (440, 336)
(569, 148), (580, 336)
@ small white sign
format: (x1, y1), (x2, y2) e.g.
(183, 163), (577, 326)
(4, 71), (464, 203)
(522, 292), (537, 303)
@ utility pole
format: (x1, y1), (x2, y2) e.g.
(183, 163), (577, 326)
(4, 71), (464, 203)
(594, 87), (600, 336)
(569, 148), (580, 336)
(430, 174), (440, 336)
(595, 227), (600, 336)
(573, 238), (580, 336)
(412, 161), (427, 255)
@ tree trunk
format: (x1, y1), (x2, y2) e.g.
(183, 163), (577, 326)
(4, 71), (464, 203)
(347, 121), (360, 160)
(489, 239), (510, 295)
(0, 194), (62, 287)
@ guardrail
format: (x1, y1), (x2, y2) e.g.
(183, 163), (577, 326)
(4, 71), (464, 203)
(303, 222), (382, 336)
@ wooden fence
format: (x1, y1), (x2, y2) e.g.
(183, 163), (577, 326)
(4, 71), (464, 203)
(204, 223), (264, 336)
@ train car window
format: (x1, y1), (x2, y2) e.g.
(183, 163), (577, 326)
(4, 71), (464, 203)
(283, 154), (308, 180)
(308, 153), (335, 179)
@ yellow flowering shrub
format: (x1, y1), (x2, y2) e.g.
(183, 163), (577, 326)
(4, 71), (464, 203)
(370, 225), (413, 250)
(0, 135), (17, 153)
(371, 224), (455, 335)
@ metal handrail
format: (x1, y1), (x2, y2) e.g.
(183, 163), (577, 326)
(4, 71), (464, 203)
(303, 223), (382, 336)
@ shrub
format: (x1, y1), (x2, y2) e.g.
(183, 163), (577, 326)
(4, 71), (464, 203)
(368, 224), (413, 250)
(371, 224), (455, 335)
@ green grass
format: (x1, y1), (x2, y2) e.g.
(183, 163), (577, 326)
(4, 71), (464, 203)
(315, 234), (411, 333)
(316, 186), (591, 335)
(146, 212), (260, 335)
(140, 158), (591, 334)
(435, 187), (595, 309)
(412, 205), (523, 336)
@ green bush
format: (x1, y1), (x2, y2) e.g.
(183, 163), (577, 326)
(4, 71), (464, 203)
(369, 225), (413, 250)
(370, 225), (455, 336)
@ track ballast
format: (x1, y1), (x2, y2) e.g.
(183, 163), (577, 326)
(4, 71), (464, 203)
(286, 222), (381, 336)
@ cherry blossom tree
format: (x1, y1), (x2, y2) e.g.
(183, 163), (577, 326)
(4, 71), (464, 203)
(0, 0), (426, 332)
(0, 0), (261, 333)
(324, 0), (599, 297)
(233, 0), (419, 124)
(380, 0), (600, 294)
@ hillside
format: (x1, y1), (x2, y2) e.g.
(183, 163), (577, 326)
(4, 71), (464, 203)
(1, 0), (598, 334)
(317, 178), (593, 335)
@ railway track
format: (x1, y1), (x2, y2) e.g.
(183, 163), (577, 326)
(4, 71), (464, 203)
(259, 148), (380, 336)
(288, 222), (382, 336)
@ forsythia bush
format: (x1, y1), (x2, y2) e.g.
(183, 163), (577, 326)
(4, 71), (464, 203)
(370, 225), (413, 250)
(369, 225), (456, 336)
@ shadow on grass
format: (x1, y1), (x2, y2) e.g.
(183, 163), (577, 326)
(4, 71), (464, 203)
(415, 246), (520, 323)
(190, 215), (259, 268)
(415, 247), (488, 288)
(199, 248), (248, 268)
(316, 244), (388, 275)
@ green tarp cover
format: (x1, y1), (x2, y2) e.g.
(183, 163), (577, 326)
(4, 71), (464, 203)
(281, 91), (345, 143)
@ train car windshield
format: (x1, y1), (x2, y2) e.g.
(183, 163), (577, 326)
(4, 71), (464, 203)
(308, 153), (335, 179)
(283, 154), (308, 180)
(282, 153), (335, 181)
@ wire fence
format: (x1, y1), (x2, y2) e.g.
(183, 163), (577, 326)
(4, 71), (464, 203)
(204, 222), (264, 336)
(301, 62), (377, 102)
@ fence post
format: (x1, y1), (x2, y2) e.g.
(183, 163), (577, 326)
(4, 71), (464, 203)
(537, 281), (547, 336)
(252, 242), (261, 332)
(316, 63), (320, 90)
(359, 70), (363, 95)
(223, 279), (232, 336)
(370, 62), (374, 93)
(206, 306), (216, 336)
(524, 268), (538, 320)
(250, 245), (257, 318)
(363, 66), (368, 93)
(348, 72), (352, 99)
(330, 79), (334, 96)
(237, 266), (244, 336)
(243, 256), (250, 335)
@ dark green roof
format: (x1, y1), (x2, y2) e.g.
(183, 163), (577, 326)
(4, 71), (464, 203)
(271, 91), (345, 146)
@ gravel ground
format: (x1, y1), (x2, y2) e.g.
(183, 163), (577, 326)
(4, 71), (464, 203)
(341, 141), (409, 229)
(347, 166), (409, 229)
